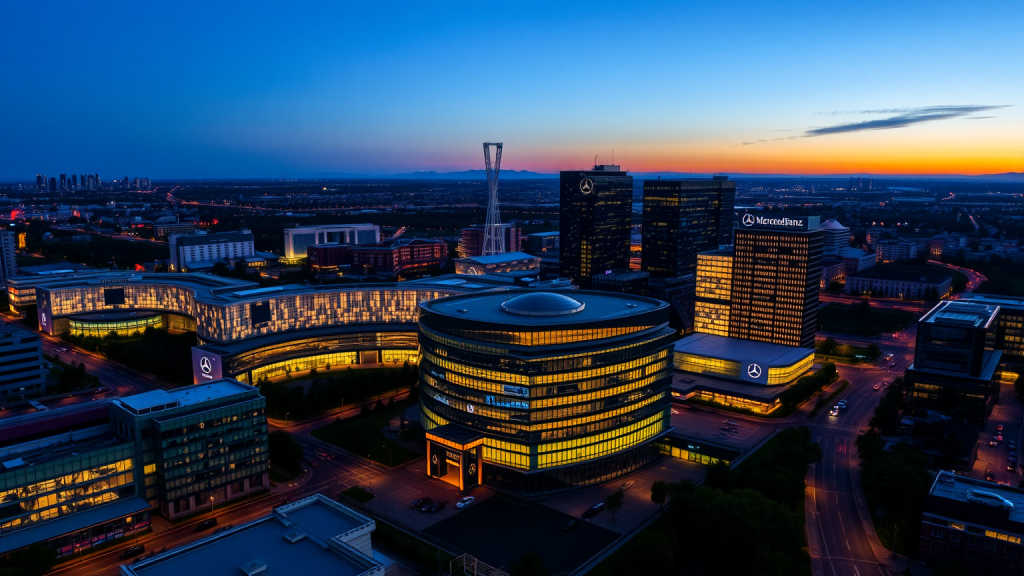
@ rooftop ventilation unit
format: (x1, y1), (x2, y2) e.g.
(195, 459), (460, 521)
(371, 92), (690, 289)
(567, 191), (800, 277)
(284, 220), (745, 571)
(239, 560), (268, 576)
(283, 529), (306, 543)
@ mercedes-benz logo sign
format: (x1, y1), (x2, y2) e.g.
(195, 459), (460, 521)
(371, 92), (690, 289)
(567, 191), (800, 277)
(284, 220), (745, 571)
(747, 363), (762, 379)
(432, 454), (438, 465)
(580, 178), (594, 194)
(468, 463), (477, 475)
(467, 404), (475, 414)
(742, 213), (755, 227)
(200, 357), (213, 374)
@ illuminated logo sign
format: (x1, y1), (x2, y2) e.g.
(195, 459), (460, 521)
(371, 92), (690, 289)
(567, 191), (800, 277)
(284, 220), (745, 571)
(200, 357), (213, 374)
(467, 404), (475, 414)
(742, 214), (808, 229)
(746, 363), (763, 379)
(468, 463), (477, 476)
(40, 312), (47, 328)
(445, 450), (461, 463)
(431, 454), (438, 465)
(580, 178), (594, 194)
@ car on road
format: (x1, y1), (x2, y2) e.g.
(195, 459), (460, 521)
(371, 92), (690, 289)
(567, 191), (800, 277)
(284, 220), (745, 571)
(997, 424), (1004, 432)
(457, 496), (475, 508)
(837, 400), (848, 410)
(93, 386), (109, 394)
(563, 519), (579, 532)
(996, 435), (1004, 443)
(990, 440), (999, 447)
(889, 363), (897, 369)
(829, 406), (840, 417)
(620, 480), (635, 492)
(195, 518), (218, 532)
(873, 383), (881, 391)
(427, 501), (446, 513)
(582, 503), (604, 518)
(120, 544), (145, 560)
(985, 469), (996, 481)
(670, 408), (680, 415)
(1008, 459), (1017, 473)
(411, 497), (432, 509)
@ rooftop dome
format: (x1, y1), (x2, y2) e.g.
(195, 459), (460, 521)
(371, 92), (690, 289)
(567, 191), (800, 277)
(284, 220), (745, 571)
(501, 292), (585, 317)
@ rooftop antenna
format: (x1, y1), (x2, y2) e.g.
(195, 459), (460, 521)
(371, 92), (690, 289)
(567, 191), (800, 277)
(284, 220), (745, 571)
(594, 154), (598, 168)
(482, 142), (505, 256)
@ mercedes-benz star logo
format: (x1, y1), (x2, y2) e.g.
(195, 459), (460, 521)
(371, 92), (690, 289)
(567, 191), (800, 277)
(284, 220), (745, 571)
(432, 454), (438, 465)
(747, 363), (762, 379)
(467, 404), (475, 414)
(200, 357), (213, 374)
(580, 178), (594, 194)
(742, 213), (755, 227)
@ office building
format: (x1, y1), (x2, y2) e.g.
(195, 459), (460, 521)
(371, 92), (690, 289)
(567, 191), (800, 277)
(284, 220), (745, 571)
(35, 174), (44, 190)
(168, 229), (255, 272)
(418, 290), (675, 496)
(0, 379), (268, 559)
(559, 165), (633, 289)
(876, 239), (919, 263)
(283, 224), (379, 260)
(729, 214), (824, 348)
(841, 246), (876, 275)
(153, 223), (197, 239)
(350, 238), (448, 278)
(59, 174), (66, 191)
(120, 494), (383, 576)
(820, 219), (851, 256)
(957, 294), (1024, 364)
(307, 243), (353, 272)
(523, 231), (559, 255)
(693, 248), (734, 337)
(908, 301), (1002, 420)
(0, 321), (47, 401)
(591, 269), (649, 296)
(642, 176), (736, 278)
(918, 471), (1022, 576)
(649, 274), (697, 334)
(0, 231), (16, 286)
(458, 223), (522, 258)
(845, 266), (951, 300)
(455, 252), (539, 276)
(48, 177), (57, 192)
(820, 256), (846, 289)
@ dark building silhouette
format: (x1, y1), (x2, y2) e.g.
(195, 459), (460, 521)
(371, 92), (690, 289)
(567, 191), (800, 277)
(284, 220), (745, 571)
(59, 174), (66, 191)
(559, 165), (632, 289)
(642, 176), (736, 278)
(35, 174), (44, 190)
(48, 177), (57, 192)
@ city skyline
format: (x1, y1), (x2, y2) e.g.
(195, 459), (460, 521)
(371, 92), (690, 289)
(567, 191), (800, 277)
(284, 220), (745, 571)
(2, 1), (1022, 180)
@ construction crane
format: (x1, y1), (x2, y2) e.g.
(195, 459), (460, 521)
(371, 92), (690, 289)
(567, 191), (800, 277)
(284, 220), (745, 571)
(481, 142), (505, 256)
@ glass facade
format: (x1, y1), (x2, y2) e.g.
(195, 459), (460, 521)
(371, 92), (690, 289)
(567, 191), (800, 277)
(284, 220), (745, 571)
(0, 445), (136, 536)
(642, 178), (736, 278)
(694, 250), (733, 336)
(559, 168), (633, 289)
(69, 314), (162, 338)
(418, 290), (675, 496)
(729, 227), (823, 348)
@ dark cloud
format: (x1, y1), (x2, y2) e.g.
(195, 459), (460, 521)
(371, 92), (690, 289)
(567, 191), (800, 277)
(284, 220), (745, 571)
(805, 105), (1010, 136)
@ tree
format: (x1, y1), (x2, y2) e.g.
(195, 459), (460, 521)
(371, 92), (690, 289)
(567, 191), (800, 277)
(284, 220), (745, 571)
(0, 543), (57, 576)
(651, 480), (667, 510)
(268, 430), (304, 475)
(605, 489), (625, 522)
(509, 551), (549, 576)
(867, 343), (881, 360)
(817, 337), (839, 356)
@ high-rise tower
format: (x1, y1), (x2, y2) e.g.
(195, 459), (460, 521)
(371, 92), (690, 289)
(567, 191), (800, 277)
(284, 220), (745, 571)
(481, 142), (504, 256)
(559, 165), (633, 289)
(642, 176), (736, 278)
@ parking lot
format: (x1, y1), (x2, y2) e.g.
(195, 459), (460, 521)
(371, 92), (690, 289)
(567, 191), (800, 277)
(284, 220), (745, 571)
(669, 404), (776, 451)
(972, 382), (1024, 485)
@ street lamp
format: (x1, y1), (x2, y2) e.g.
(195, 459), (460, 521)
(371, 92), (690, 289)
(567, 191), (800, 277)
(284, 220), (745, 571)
(210, 496), (215, 516)
(285, 412), (289, 422)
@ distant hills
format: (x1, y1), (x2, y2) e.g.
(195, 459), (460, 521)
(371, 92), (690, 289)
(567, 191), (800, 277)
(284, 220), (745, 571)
(385, 169), (555, 180)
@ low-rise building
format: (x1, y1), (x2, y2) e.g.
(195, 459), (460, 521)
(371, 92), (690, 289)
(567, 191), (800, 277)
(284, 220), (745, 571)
(841, 246), (876, 276)
(458, 223), (521, 258)
(820, 256), (846, 289)
(169, 230), (255, 272)
(351, 238), (448, 278)
(120, 494), (384, 576)
(523, 231), (559, 255)
(454, 251), (539, 276)
(590, 269), (649, 296)
(919, 471), (1022, 575)
(307, 244), (353, 272)
(845, 265), (952, 300)
(153, 223), (197, 239)
(283, 224), (380, 260)
(876, 239), (919, 263)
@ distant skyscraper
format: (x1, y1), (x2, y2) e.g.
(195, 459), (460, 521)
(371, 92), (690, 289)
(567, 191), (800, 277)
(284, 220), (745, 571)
(48, 177), (57, 192)
(71, 174), (78, 189)
(59, 174), (66, 191)
(729, 214), (824, 348)
(35, 174), (44, 190)
(642, 176), (736, 278)
(559, 165), (633, 289)
(87, 174), (95, 190)
(94, 174), (100, 188)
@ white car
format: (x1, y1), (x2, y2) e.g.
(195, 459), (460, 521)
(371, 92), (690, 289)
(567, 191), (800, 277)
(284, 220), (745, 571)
(456, 496), (475, 508)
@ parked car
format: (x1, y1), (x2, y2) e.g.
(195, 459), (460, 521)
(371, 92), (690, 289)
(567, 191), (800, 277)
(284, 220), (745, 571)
(1009, 441), (1017, 451)
(411, 497), (432, 509)
(120, 544), (145, 560)
(996, 435), (1004, 443)
(457, 496), (475, 508)
(427, 501), (446, 513)
(582, 503), (605, 518)
(670, 408), (680, 415)
(195, 518), (218, 532)
(829, 406), (840, 417)
(620, 481), (635, 492)
(563, 519), (579, 532)
(997, 424), (1004, 432)
(873, 383), (881, 391)
(990, 440), (999, 447)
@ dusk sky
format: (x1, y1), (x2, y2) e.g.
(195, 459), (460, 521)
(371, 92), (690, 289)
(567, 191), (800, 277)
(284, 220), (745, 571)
(2, 0), (1022, 179)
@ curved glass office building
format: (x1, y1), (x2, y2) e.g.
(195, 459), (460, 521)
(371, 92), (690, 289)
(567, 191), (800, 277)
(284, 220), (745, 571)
(418, 290), (676, 496)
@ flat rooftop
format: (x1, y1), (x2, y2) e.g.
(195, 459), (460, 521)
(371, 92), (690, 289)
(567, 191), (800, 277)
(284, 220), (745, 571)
(920, 300), (999, 329)
(125, 495), (379, 576)
(928, 471), (1024, 530)
(958, 293), (1024, 312)
(456, 252), (539, 265)
(115, 379), (256, 416)
(0, 496), (150, 555)
(422, 290), (666, 326)
(674, 333), (814, 368)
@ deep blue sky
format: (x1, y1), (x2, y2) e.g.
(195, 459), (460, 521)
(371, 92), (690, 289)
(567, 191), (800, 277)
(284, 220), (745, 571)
(2, 1), (1022, 179)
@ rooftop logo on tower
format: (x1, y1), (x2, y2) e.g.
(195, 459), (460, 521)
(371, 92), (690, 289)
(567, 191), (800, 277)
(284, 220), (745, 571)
(741, 213), (816, 230)
(741, 213), (755, 227)
(580, 178), (594, 194)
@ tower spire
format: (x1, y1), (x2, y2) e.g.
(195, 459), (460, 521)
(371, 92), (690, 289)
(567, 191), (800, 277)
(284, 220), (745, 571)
(482, 142), (505, 256)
